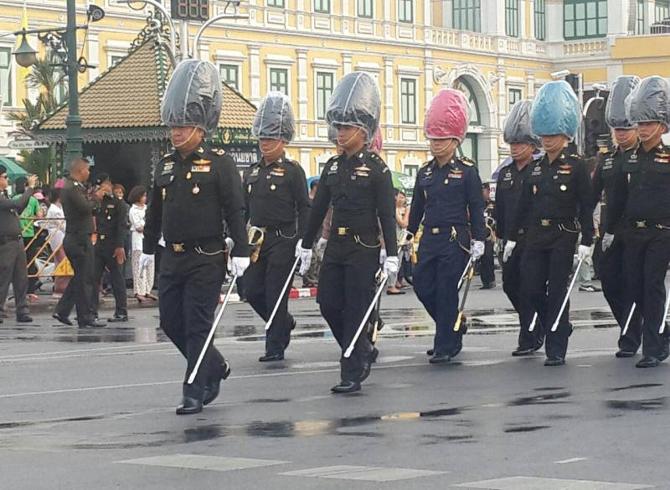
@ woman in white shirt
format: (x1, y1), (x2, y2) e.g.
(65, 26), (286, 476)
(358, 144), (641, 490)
(128, 186), (156, 302)
(42, 188), (68, 295)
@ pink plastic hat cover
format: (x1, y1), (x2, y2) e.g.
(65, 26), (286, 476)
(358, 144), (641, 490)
(424, 89), (469, 141)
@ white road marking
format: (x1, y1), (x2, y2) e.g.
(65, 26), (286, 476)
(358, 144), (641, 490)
(280, 465), (444, 481)
(454, 476), (651, 490)
(555, 457), (588, 464)
(118, 454), (287, 472)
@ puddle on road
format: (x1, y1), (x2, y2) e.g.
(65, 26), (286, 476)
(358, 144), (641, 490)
(508, 391), (572, 407)
(606, 397), (667, 411)
(607, 383), (664, 392)
(504, 425), (550, 434)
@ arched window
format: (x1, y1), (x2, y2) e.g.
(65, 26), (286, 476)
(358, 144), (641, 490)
(454, 77), (481, 127)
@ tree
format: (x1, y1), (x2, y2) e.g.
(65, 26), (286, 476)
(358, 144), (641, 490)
(7, 52), (66, 183)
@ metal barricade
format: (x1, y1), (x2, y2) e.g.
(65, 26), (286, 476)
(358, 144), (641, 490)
(22, 217), (73, 278)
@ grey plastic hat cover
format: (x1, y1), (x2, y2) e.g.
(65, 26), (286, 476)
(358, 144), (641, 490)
(325, 72), (381, 141)
(161, 60), (222, 133)
(606, 76), (640, 129)
(503, 100), (540, 145)
(327, 124), (338, 145)
(252, 92), (296, 142)
(626, 76), (670, 126)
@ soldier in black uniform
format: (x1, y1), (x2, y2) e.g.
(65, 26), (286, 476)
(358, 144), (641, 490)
(593, 76), (643, 357)
(479, 182), (496, 289)
(243, 92), (310, 362)
(142, 60), (250, 414)
(408, 88), (486, 365)
(505, 81), (594, 366)
(91, 174), (128, 322)
(53, 158), (107, 328)
(496, 100), (544, 356)
(298, 72), (397, 393)
(607, 76), (670, 368)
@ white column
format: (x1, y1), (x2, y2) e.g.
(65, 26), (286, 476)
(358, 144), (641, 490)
(526, 72), (536, 98)
(249, 0), (258, 25)
(545, 0), (563, 41)
(383, 0), (393, 39)
(608, 0), (628, 36)
(342, 52), (352, 74)
(300, 148), (311, 175)
(248, 44), (261, 104)
(519, 0), (527, 38)
(87, 31), (100, 82)
(296, 48), (308, 138)
(528, 0), (535, 39)
(497, 65), (506, 129)
(424, 50), (434, 111)
(385, 150), (397, 170)
(483, 0), (506, 36)
(424, 0), (433, 41)
(383, 56), (394, 142)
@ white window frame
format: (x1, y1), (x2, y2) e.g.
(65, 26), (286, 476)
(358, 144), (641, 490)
(399, 76), (418, 125)
(314, 69), (336, 121)
(0, 44), (15, 108)
(398, 0), (414, 23)
(219, 63), (241, 91)
(358, 0), (374, 18)
(267, 66), (291, 97)
(508, 87), (523, 112)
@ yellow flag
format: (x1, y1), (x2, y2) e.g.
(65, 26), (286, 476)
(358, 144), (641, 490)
(17, 3), (29, 81)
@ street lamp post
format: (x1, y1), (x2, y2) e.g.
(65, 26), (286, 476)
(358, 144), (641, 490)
(64, 0), (82, 168)
(12, 2), (104, 171)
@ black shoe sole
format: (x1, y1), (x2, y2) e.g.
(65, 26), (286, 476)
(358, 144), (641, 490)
(512, 348), (535, 357)
(331, 383), (361, 394)
(176, 406), (203, 415)
(615, 350), (636, 358)
(259, 355), (284, 362)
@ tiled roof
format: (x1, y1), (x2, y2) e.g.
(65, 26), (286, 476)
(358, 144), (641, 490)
(38, 41), (255, 132)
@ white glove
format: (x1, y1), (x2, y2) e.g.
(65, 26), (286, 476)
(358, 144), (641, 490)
(578, 244), (592, 261)
(316, 237), (328, 254)
(139, 253), (154, 270)
(471, 240), (485, 261)
(297, 246), (313, 275)
(225, 237), (234, 252)
(231, 256), (250, 277)
(503, 240), (517, 263)
(379, 247), (387, 265)
(295, 239), (304, 257)
(383, 256), (399, 276)
(601, 233), (614, 252)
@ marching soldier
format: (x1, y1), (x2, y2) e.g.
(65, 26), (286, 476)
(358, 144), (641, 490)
(607, 76), (670, 368)
(594, 76), (643, 357)
(243, 92), (310, 362)
(408, 88), (486, 365)
(298, 72), (397, 393)
(505, 81), (594, 366)
(53, 158), (107, 328)
(91, 174), (128, 322)
(141, 60), (250, 414)
(496, 100), (544, 356)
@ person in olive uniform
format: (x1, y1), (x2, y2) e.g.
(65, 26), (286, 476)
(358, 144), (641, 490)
(0, 168), (38, 324)
(298, 72), (398, 394)
(593, 75), (643, 358)
(607, 76), (670, 368)
(141, 60), (250, 414)
(243, 92), (310, 362)
(91, 174), (128, 322)
(53, 158), (107, 328)
(408, 88), (486, 365)
(496, 100), (544, 356)
(505, 81), (594, 366)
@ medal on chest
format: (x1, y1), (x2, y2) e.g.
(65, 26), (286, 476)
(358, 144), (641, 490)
(192, 183), (200, 195)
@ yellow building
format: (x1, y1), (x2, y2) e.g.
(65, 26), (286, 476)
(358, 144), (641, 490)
(3, 0), (670, 179)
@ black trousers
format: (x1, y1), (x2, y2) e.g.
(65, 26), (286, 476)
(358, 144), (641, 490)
(623, 227), (670, 359)
(159, 244), (227, 399)
(599, 237), (642, 352)
(56, 234), (96, 325)
(521, 227), (577, 359)
(244, 233), (297, 355)
(480, 240), (495, 286)
(318, 234), (378, 382)
(92, 241), (128, 317)
(502, 240), (544, 350)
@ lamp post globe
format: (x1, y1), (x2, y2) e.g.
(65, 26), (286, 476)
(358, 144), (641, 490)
(13, 33), (37, 68)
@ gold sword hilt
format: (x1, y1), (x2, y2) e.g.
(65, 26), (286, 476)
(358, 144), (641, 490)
(248, 226), (265, 263)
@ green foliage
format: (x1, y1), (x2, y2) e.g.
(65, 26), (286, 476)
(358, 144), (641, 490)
(6, 53), (66, 183)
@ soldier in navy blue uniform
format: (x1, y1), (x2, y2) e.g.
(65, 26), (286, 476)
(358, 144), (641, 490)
(505, 81), (594, 366)
(593, 76), (643, 357)
(243, 93), (310, 362)
(298, 72), (398, 393)
(141, 61), (250, 414)
(408, 88), (486, 365)
(495, 100), (544, 356)
(607, 76), (670, 368)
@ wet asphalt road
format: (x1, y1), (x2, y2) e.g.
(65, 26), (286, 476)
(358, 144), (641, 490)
(0, 279), (667, 489)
